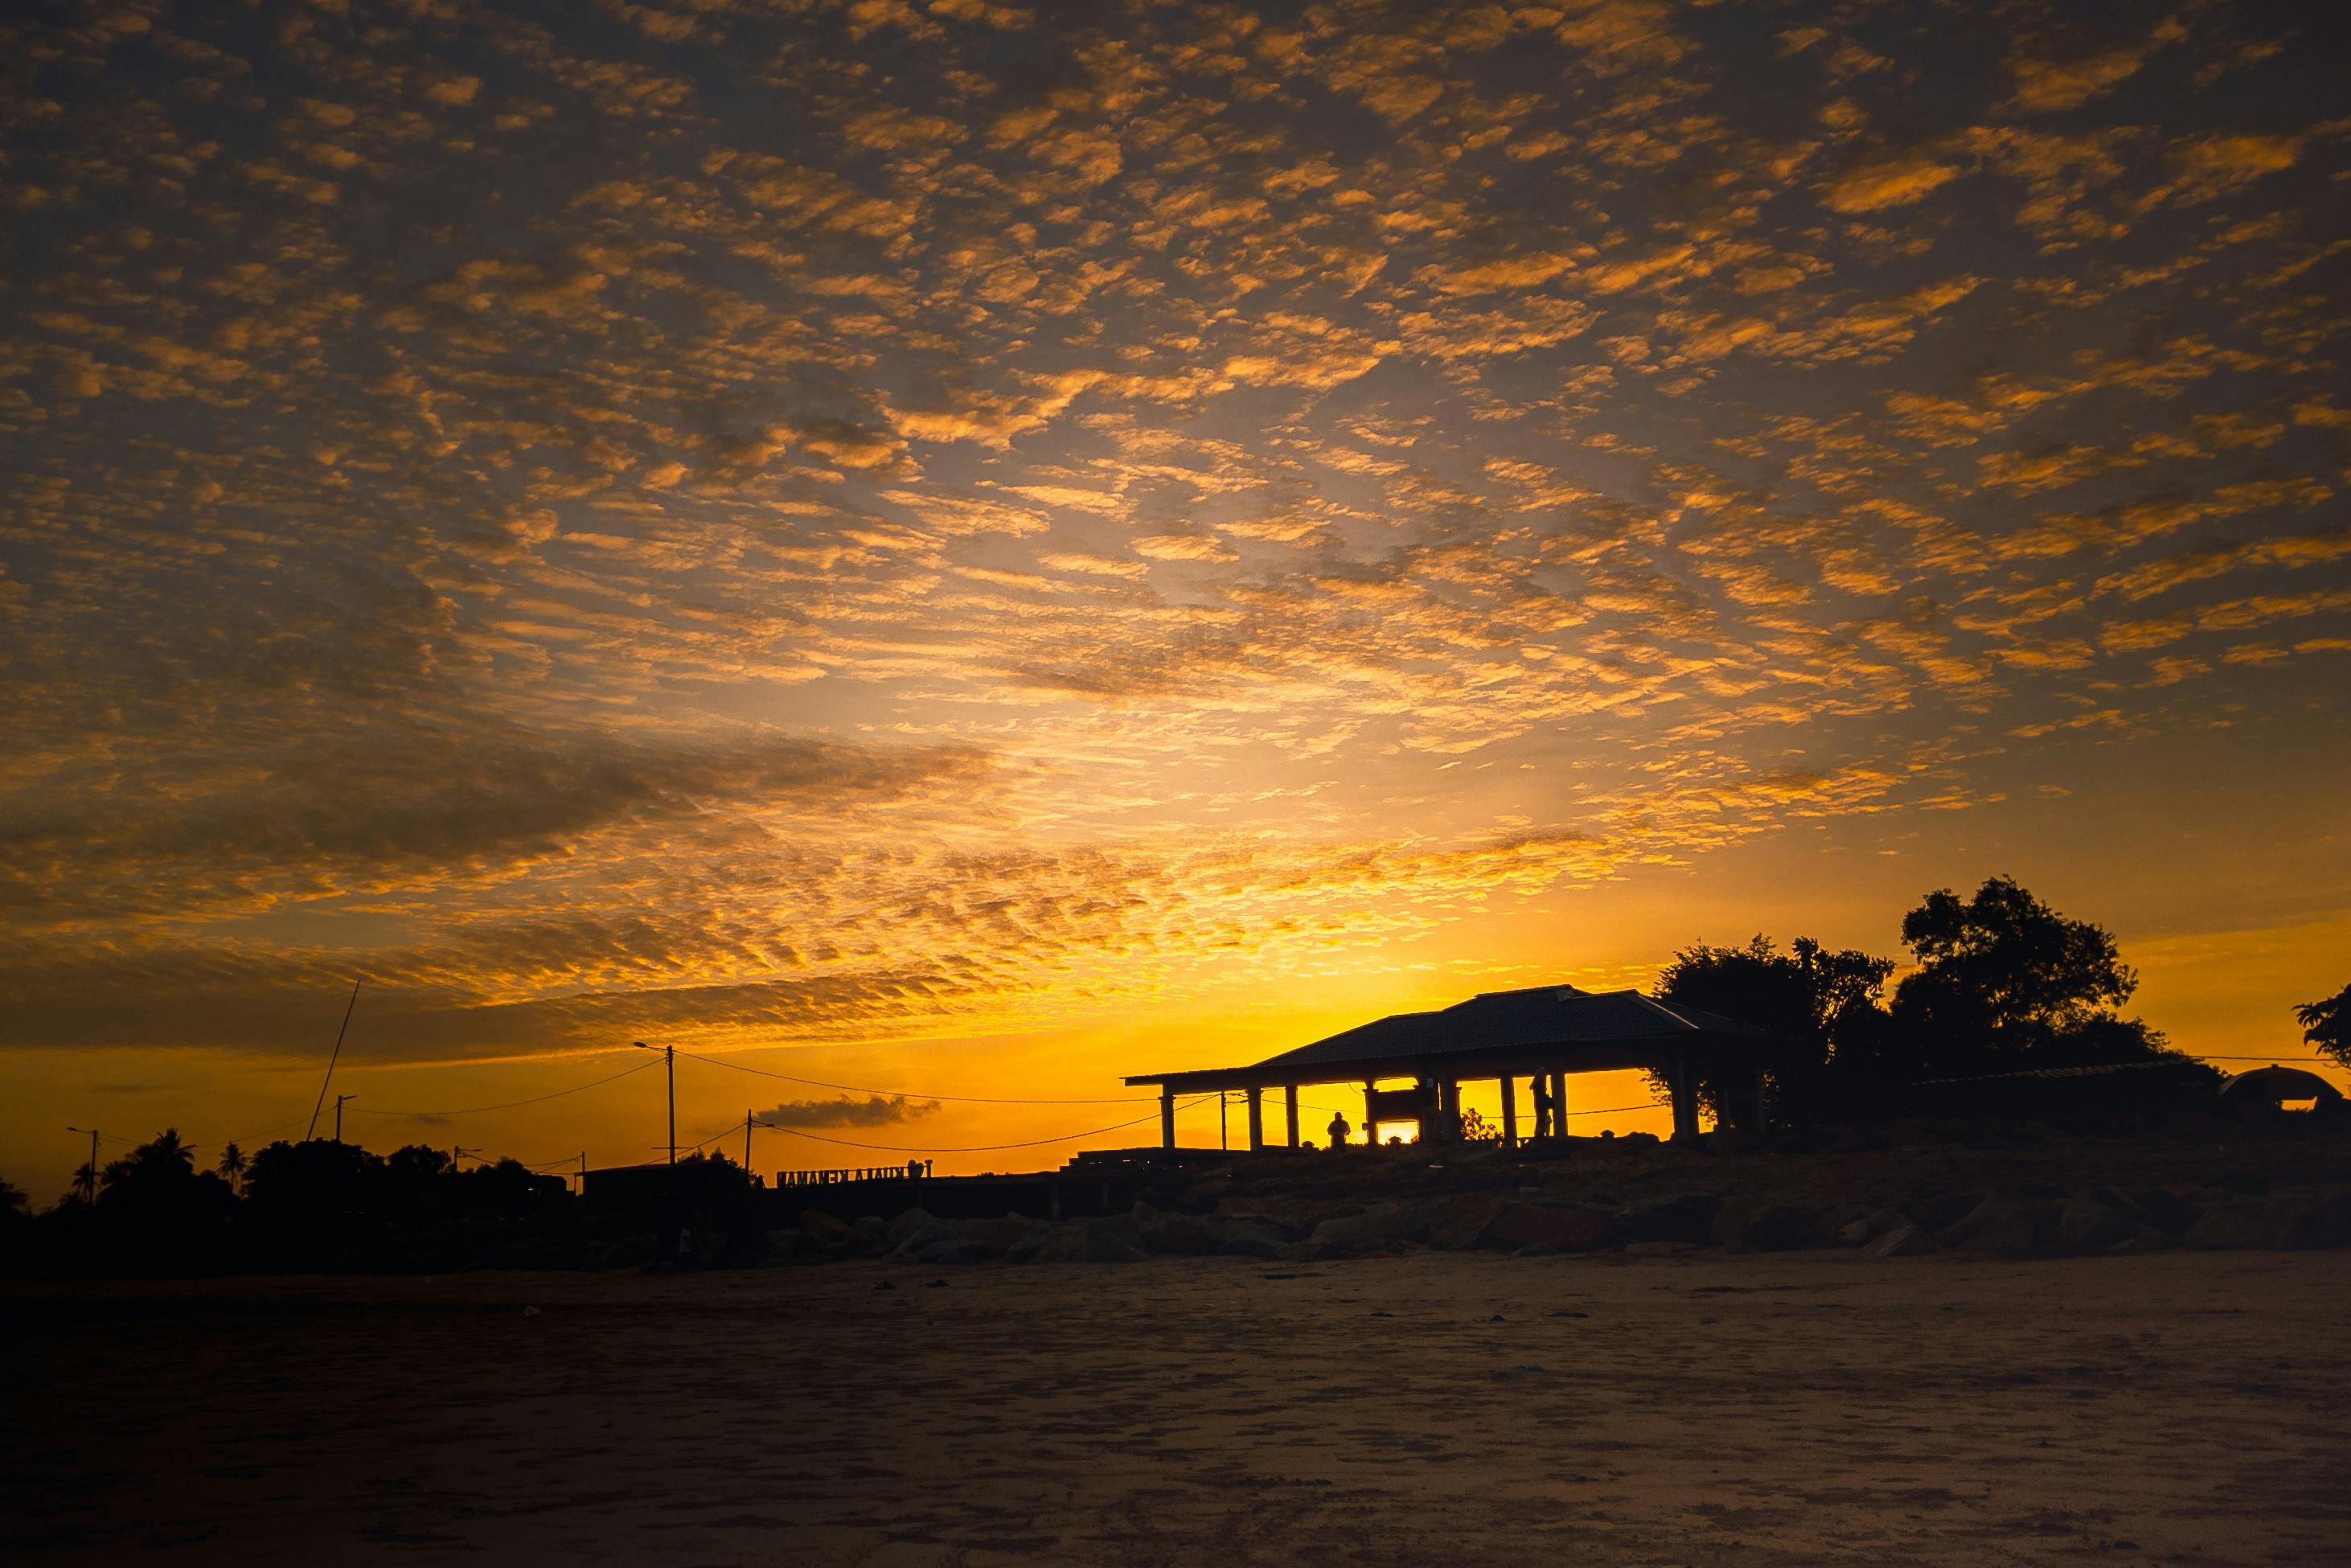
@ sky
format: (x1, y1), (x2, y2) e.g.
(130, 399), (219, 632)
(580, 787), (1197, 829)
(4, 0), (2348, 1194)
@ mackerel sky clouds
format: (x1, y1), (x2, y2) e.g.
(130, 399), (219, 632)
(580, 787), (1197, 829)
(4, 0), (2347, 1174)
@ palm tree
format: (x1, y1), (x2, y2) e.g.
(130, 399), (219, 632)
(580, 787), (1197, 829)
(1, 1176), (27, 1217)
(142, 1128), (195, 1174)
(215, 1142), (247, 1196)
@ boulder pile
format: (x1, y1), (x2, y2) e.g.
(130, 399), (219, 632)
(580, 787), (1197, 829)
(746, 1180), (2351, 1268)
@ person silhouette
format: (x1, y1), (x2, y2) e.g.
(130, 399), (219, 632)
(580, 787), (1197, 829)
(1327, 1111), (1352, 1148)
(1531, 1074), (1555, 1139)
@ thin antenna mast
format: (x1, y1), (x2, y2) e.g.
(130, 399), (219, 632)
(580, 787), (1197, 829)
(306, 979), (363, 1141)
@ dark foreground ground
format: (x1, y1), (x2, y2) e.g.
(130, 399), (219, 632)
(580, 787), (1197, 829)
(6, 1250), (2349, 1566)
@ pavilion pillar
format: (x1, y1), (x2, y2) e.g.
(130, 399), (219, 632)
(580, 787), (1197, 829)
(1670, 1052), (1698, 1140)
(1551, 1071), (1568, 1139)
(1246, 1087), (1264, 1151)
(1364, 1081), (1377, 1146)
(1160, 1089), (1176, 1151)
(1284, 1085), (1300, 1147)
(1751, 1059), (1768, 1133)
(1500, 1074), (1518, 1145)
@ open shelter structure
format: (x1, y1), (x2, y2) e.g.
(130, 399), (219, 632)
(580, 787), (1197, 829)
(1125, 983), (1770, 1151)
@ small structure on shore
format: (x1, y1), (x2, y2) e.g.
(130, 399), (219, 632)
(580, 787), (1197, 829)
(2219, 1065), (2345, 1114)
(1125, 983), (1769, 1151)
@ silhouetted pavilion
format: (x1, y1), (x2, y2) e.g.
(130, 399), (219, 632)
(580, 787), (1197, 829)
(1125, 984), (1770, 1150)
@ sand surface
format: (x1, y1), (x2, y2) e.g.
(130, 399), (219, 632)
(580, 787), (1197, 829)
(8, 1250), (2349, 1566)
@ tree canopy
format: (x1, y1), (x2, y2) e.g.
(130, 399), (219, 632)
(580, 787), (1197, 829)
(2298, 983), (2351, 1070)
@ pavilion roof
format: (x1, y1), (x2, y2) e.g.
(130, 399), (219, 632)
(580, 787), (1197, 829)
(1125, 983), (1766, 1093)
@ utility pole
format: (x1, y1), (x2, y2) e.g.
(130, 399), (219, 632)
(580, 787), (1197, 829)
(577, 1151), (587, 1195)
(66, 1127), (99, 1202)
(743, 1109), (753, 1173)
(334, 1093), (356, 1143)
(634, 1041), (675, 1164)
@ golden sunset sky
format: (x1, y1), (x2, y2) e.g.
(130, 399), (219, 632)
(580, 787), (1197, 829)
(4, 0), (2347, 1192)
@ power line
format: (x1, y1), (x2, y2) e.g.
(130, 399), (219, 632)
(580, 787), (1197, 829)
(672, 1047), (1155, 1105)
(342, 1057), (661, 1119)
(757, 1095), (1219, 1154)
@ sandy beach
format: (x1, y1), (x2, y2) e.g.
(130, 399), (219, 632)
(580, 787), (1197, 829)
(9, 1250), (2349, 1566)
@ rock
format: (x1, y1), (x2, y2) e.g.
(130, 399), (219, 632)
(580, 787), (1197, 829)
(2186, 1192), (2351, 1251)
(1616, 1194), (1721, 1246)
(884, 1209), (941, 1249)
(1623, 1240), (1699, 1258)
(1483, 1202), (1617, 1252)
(852, 1215), (887, 1244)
(953, 1214), (1039, 1255)
(2055, 1198), (2160, 1256)
(1308, 1202), (1433, 1253)
(1938, 1200), (2055, 1258)
(1832, 1208), (1909, 1246)
(2288, 1192), (2351, 1248)
(1749, 1204), (1822, 1252)
(1861, 1223), (1939, 1258)
(1710, 1198), (1762, 1250)
(1004, 1225), (1063, 1265)
(1217, 1220), (1291, 1260)
(799, 1210), (855, 1244)
(1429, 1194), (1508, 1250)
(1709, 1198), (1820, 1251)
(1138, 1212), (1233, 1256)
(2119, 1186), (2201, 1238)
(1076, 1230), (1150, 1264)
(887, 1220), (958, 1260)
(2184, 1200), (2284, 1250)
(927, 1241), (993, 1266)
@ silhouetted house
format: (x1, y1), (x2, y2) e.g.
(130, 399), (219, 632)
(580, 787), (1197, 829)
(1125, 983), (1769, 1149)
(581, 1160), (753, 1209)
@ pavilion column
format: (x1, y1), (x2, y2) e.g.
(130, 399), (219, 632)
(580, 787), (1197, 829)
(1160, 1089), (1176, 1151)
(1670, 1052), (1698, 1140)
(1246, 1086), (1265, 1152)
(1500, 1074), (1518, 1145)
(1551, 1071), (1569, 1139)
(1285, 1085), (1300, 1148)
(1364, 1081), (1377, 1147)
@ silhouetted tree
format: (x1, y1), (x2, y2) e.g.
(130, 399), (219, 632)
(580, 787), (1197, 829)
(2297, 983), (2351, 1070)
(244, 1138), (385, 1225)
(1889, 876), (2159, 1070)
(1648, 934), (1894, 1123)
(101, 1127), (195, 1193)
(214, 1143), (248, 1196)
(88, 1129), (236, 1273)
